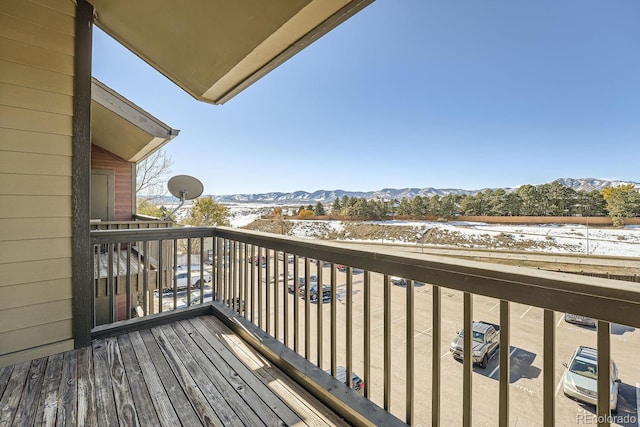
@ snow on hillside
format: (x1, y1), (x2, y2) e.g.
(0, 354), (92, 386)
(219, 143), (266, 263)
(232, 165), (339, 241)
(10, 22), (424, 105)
(286, 220), (640, 257)
(228, 203), (640, 257)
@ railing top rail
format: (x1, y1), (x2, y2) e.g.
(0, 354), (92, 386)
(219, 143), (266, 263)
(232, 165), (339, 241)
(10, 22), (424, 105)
(90, 226), (215, 243)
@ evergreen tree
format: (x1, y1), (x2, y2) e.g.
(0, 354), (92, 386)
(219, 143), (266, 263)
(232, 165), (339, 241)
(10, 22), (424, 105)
(314, 202), (326, 216)
(517, 184), (540, 216)
(439, 194), (459, 219)
(428, 195), (441, 216)
(332, 198), (342, 214)
(396, 198), (412, 215)
(410, 195), (427, 216)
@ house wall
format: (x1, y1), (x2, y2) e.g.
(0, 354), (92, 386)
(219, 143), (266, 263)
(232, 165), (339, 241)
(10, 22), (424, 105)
(91, 144), (134, 221)
(0, 0), (76, 366)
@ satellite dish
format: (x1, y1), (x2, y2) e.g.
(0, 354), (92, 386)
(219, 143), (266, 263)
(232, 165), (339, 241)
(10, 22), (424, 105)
(164, 175), (204, 219)
(167, 175), (203, 201)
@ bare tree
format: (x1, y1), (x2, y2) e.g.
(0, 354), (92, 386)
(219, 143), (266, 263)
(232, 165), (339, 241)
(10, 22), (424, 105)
(136, 149), (173, 202)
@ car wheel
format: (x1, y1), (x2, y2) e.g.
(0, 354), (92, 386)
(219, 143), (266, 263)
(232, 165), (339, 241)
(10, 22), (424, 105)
(480, 354), (488, 369)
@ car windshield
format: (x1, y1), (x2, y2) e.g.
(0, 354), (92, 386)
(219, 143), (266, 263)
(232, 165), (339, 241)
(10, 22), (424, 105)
(569, 358), (597, 380)
(459, 330), (485, 343)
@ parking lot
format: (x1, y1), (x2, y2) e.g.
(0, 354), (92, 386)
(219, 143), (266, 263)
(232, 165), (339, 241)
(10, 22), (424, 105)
(253, 259), (640, 426)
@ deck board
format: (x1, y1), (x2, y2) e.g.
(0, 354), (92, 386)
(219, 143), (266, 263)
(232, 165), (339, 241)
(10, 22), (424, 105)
(13, 358), (46, 426)
(57, 351), (77, 426)
(0, 314), (348, 426)
(34, 352), (63, 426)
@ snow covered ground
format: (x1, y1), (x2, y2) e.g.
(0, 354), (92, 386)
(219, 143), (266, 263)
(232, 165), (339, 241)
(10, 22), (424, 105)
(227, 205), (640, 257)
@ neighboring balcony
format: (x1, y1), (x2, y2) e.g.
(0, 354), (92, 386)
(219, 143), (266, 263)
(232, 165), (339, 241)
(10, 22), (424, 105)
(2, 226), (639, 426)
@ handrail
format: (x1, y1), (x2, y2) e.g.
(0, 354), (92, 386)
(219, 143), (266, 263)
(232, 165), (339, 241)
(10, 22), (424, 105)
(89, 225), (639, 425)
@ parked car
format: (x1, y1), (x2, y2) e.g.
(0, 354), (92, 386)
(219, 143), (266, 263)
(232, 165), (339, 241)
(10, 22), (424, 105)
(154, 269), (211, 298)
(390, 276), (407, 286)
(299, 283), (332, 302)
(562, 346), (620, 412)
(325, 366), (364, 392)
(564, 313), (597, 327)
(175, 270), (211, 288)
(336, 264), (347, 272)
(449, 321), (500, 369)
(289, 275), (317, 294)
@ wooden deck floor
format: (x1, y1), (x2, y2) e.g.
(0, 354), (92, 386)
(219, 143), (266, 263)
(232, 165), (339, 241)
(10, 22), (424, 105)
(0, 315), (348, 426)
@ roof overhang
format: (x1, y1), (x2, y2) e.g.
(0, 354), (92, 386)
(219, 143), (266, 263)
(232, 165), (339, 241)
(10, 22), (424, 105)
(88, 0), (374, 105)
(91, 78), (179, 162)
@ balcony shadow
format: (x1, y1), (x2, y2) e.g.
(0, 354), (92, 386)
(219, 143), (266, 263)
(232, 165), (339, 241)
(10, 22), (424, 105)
(460, 346), (541, 383)
(611, 324), (635, 335)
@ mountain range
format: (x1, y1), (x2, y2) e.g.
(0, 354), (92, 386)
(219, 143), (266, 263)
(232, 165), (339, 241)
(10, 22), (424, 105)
(205, 178), (639, 205)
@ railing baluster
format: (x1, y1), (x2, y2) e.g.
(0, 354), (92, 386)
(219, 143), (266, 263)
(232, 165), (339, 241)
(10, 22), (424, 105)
(284, 253), (289, 346)
(258, 247), (263, 329)
(304, 257), (311, 360)
(597, 320), (611, 426)
(227, 239), (233, 307)
(199, 237), (205, 299)
(157, 240), (163, 312)
(215, 237), (222, 303)
(116, 240), (121, 317)
(266, 248), (271, 334)
(463, 292), (473, 427)
(364, 270), (371, 400)
(142, 240), (149, 316)
(243, 243), (249, 319)
(499, 300), (510, 427)
(186, 240), (192, 307)
(384, 274), (391, 411)
(274, 250), (279, 340)
(108, 243), (115, 322)
(91, 244), (96, 328)
(238, 242), (244, 315)
(231, 241), (237, 310)
(294, 255), (299, 353)
(316, 259), (323, 368)
(250, 244), (256, 323)
(125, 242), (131, 320)
(346, 266), (353, 388)
(173, 239), (178, 309)
(331, 262), (337, 377)
(406, 279), (414, 425)
(543, 309), (555, 427)
(432, 285), (441, 427)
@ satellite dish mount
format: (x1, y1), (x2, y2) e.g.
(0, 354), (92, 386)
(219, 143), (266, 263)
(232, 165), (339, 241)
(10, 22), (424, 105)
(164, 175), (204, 219)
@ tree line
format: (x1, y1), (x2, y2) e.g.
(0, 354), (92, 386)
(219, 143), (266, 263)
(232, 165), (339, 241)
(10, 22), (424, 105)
(302, 182), (640, 226)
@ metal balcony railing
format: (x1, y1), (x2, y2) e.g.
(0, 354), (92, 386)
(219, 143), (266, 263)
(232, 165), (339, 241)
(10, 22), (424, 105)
(90, 226), (640, 426)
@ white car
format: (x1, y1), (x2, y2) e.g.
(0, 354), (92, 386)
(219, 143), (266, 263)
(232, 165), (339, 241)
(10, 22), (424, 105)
(155, 268), (212, 299)
(175, 269), (211, 288)
(562, 346), (620, 412)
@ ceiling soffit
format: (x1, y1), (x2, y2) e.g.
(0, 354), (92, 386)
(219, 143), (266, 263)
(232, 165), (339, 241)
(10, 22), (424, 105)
(88, 0), (373, 104)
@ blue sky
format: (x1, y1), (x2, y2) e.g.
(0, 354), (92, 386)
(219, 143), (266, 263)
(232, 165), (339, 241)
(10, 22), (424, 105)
(92, 0), (640, 195)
